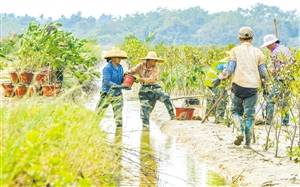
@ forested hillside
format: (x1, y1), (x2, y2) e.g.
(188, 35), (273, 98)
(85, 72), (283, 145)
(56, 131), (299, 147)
(1, 4), (299, 47)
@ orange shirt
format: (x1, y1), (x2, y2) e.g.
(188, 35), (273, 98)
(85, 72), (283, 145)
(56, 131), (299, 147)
(127, 62), (159, 84)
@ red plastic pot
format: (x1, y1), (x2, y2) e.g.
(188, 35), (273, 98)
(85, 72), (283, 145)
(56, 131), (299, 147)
(1, 83), (14, 97)
(10, 72), (19, 84)
(42, 84), (60, 97)
(123, 74), (136, 88)
(19, 72), (33, 84)
(15, 85), (27, 98)
(35, 72), (47, 84)
(175, 107), (195, 120)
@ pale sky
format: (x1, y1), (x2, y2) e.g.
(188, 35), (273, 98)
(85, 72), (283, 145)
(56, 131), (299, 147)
(0, 0), (299, 19)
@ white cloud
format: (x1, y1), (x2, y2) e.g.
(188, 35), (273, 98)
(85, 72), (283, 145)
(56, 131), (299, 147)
(0, 0), (299, 18)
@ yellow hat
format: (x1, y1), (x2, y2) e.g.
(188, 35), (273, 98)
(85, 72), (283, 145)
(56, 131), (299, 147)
(140, 51), (164, 62)
(104, 48), (128, 59)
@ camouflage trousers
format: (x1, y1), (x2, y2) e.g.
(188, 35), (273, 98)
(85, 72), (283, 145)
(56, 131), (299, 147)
(232, 93), (258, 145)
(96, 92), (123, 127)
(205, 87), (228, 123)
(139, 84), (175, 127)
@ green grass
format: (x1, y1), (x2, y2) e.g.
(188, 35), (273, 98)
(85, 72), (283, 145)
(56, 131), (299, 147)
(0, 99), (119, 186)
(208, 171), (227, 186)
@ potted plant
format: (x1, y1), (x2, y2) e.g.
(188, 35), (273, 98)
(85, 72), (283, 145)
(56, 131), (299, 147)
(35, 68), (54, 85)
(16, 49), (35, 84)
(10, 72), (19, 83)
(0, 35), (21, 83)
(42, 84), (60, 97)
(16, 23), (49, 84)
(15, 84), (27, 97)
(1, 82), (14, 97)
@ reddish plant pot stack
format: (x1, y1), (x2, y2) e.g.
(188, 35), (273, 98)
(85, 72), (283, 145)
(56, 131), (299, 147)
(1, 70), (61, 98)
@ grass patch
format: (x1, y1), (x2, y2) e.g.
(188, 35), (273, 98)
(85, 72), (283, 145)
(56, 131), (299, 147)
(0, 99), (119, 186)
(208, 171), (227, 186)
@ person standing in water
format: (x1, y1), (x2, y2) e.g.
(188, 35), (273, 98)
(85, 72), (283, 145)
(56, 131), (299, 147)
(126, 51), (175, 129)
(96, 48), (128, 128)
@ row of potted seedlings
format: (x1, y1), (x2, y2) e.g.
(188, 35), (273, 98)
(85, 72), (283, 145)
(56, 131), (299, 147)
(2, 70), (61, 98)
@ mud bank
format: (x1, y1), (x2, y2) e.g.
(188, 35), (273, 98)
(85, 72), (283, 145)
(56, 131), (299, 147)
(152, 103), (300, 187)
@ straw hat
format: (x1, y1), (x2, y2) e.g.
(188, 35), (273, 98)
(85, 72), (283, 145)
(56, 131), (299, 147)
(238, 26), (253, 39)
(261, 34), (279, 48)
(140, 51), (164, 62)
(104, 47), (128, 59)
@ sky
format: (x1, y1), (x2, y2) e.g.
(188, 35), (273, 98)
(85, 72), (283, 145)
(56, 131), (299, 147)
(0, 0), (299, 19)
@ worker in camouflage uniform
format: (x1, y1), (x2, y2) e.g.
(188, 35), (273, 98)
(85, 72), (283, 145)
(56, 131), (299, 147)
(126, 51), (175, 128)
(205, 59), (229, 124)
(261, 34), (294, 126)
(96, 48), (128, 128)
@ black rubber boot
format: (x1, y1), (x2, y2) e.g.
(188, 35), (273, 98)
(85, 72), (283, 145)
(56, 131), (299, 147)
(244, 136), (251, 149)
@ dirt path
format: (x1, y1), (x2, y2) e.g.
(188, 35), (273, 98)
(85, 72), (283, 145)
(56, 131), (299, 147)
(152, 103), (300, 186)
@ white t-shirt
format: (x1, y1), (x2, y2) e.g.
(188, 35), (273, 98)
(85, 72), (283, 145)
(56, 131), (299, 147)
(229, 42), (265, 88)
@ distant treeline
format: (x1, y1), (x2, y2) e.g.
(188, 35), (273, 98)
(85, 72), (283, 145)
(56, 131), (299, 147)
(1, 4), (299, 47)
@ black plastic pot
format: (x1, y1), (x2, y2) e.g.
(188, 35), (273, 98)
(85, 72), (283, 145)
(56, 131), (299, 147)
(185, 98), (200, 106)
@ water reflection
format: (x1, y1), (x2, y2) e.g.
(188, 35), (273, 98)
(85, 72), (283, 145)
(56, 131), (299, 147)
(114, 127), (123, 186)
(88, 94), (207, 187)
(139, 127), (158, 187)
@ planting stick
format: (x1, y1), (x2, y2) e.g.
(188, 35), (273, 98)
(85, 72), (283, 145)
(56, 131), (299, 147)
(288, 109), (297, 160)
(171, 94), (205, 101)
(201, 90), (226, 124)
(273, 19), (279, 38)
(252, 97), (267, 143)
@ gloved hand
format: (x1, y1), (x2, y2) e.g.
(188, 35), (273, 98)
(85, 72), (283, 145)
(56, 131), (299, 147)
(111, 84), (128, 89)
(218, 72), (229, 80)
(212, 78), (221, 88)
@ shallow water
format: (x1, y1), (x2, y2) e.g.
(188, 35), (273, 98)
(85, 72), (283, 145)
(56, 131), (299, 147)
(87, 91), (207, 187)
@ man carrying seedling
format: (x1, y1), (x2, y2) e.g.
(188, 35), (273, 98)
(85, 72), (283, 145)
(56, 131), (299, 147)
(218, 27), (268, 149)
(126, 51), (175, 128)
(96, 48), (128, 128)
(205, 58), (229, 124)
(261, 34), (294, 126)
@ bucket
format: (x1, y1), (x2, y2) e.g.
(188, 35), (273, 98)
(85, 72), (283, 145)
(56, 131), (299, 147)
(123, 74), (136, 88)
(175, 107), (195, 120)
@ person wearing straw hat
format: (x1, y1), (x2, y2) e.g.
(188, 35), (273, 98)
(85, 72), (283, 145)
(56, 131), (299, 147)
(96, 47), (128, 128)
(261, 34), (294, 126)
(218, 26), (268, 149)
(126, 51), (175, 128)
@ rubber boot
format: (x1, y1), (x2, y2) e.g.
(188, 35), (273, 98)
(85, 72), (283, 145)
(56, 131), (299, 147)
(244, 119), (253, 149)
(232, 115), (244, 146)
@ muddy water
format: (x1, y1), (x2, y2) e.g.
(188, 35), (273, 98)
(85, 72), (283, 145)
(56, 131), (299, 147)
(87, 90), (207, 187)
